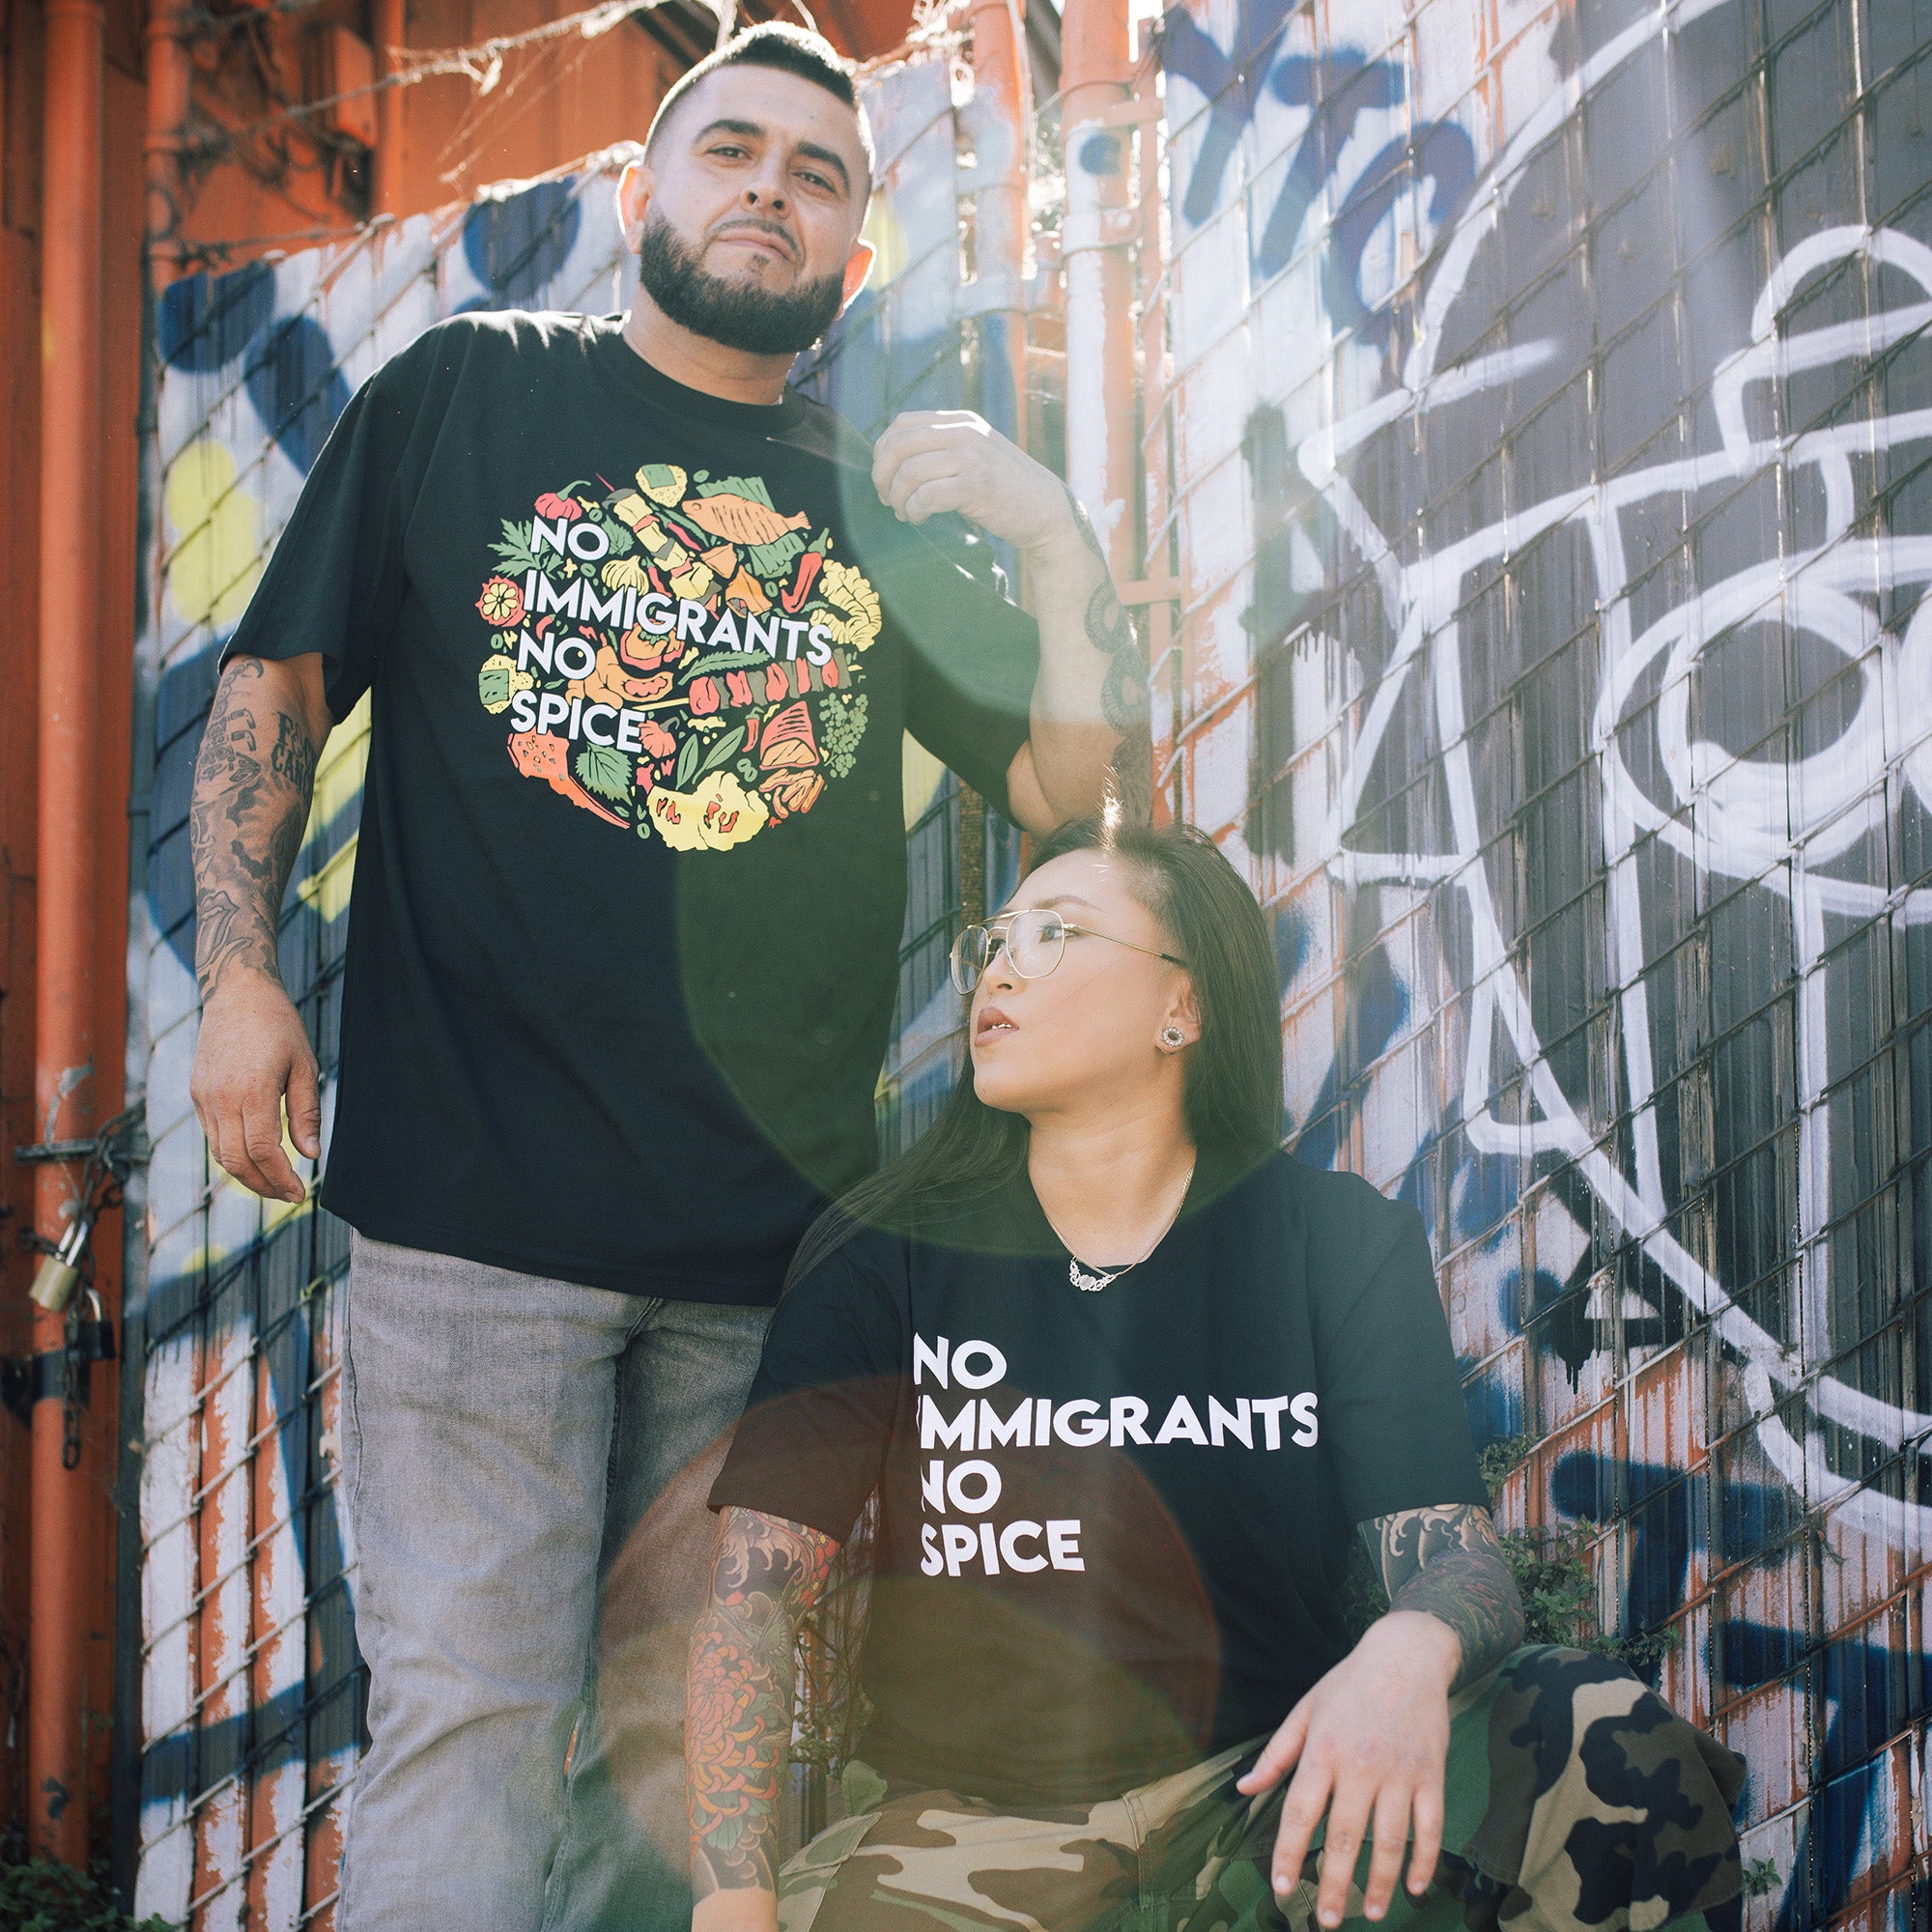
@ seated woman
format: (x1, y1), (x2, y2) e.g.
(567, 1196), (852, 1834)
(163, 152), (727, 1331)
(687, 816), (1744, 1932)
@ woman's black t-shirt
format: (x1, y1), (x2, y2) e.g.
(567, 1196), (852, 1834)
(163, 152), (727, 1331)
(710, 1150), (1491, 1805)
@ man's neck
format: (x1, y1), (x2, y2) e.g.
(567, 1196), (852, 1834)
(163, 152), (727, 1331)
(1026, 1095), (1198, 1268)
(621, 291), (796, 406)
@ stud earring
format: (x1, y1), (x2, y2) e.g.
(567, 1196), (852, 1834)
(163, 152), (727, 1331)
(1161, 1026), (1186, 1048)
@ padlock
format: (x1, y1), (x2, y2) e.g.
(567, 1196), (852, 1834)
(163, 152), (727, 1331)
(28, 1215), (91, 1316)
(73, 1289), (115, 1364)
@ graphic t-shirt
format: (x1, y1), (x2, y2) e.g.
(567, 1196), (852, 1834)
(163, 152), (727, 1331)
(224, 312), (1039, 1301)
(711, 1150), (1491, 1804)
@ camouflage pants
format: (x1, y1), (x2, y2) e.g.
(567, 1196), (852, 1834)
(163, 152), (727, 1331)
(777, 1648), (1746, 1932)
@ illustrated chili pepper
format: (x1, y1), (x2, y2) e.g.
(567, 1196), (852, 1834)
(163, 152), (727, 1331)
(781, 548), (824, 613)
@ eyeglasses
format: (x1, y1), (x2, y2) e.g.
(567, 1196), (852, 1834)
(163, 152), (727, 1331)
(949, 907), (1188, 994)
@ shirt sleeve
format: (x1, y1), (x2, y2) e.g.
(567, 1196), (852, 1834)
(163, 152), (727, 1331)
(218, 336), (429, 722)
(888, 526), (1040, 818)
(709, 1234), (908, 1542)
(1310, 1184), (1490, 1526)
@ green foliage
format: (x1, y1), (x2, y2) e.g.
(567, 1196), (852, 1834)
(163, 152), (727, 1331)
(1743, 1857), (1780, 1898)
(1479, 1435), (1679, 1673)
(0, 1834), (175, 1932)
(1477, 1435), (1536, 1495)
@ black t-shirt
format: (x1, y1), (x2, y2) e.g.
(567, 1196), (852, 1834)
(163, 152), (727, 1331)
(712, 1150), (1490, 1804)
(224, 312), (1038, 1302)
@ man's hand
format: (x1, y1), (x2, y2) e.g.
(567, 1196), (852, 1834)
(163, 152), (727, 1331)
(873, 411), (1147, 826)
(190, 967), (320, 1204)
(872, 410), (1079, 556)
(1236, 1611), (1461, 1926)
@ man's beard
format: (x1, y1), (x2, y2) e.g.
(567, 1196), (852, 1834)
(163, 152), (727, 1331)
(636, 212), (845, 356)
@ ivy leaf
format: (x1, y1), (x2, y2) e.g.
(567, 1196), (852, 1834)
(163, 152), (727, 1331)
(673, 731), (703, 791)
(698, 725), (746, 777)
(576, 745), (632, 802)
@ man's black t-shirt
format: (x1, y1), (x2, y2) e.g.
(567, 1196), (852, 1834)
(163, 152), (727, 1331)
(711, 1151), (1490, 1804)
(224, 312), (1039, 1301)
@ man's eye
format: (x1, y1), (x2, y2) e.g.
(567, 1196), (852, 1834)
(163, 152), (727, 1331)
(798, 169), (834, 192)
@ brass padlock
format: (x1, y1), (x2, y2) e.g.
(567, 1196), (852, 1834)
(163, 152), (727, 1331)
(28, 1216), (91, 1316)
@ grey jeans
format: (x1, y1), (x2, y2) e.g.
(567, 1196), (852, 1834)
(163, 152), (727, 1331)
(338, 1233), (772, 1932)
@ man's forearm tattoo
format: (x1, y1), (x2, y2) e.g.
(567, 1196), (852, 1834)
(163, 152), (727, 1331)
(189, 656), (319, 999)
(1064, 485), (1152, 815)
(688, 1508), (838, 1901)
(1362, 1502), (1524, 1690)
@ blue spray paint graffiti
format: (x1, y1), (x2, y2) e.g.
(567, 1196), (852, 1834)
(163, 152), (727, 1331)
(1160, 0), (1932, 1926)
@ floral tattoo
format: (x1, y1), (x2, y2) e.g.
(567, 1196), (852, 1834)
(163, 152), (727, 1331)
(688, 1507), (839, 1901)
(1361, 1502), (1524, 1690)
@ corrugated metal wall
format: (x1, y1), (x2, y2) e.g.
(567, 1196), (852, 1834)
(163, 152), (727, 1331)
(1151, 0), (1932, 1926)
(124, 0), (1932, 1923)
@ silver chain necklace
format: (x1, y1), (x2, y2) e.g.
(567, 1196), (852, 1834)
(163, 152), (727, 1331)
(1051, 1159), (1197, 1293)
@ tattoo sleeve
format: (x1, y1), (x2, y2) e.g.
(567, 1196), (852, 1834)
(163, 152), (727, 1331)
(1065, 487), (1153, 818)
(688, 1507), (839, 1902)
(1360, 1502), (1524, 1690)
(189, 656), (322, 999)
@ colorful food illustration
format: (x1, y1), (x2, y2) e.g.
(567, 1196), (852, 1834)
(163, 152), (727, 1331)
(475, 467), (877, 847)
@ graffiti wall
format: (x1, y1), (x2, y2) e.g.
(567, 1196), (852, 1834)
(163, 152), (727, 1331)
(128, 57), (981, 1924)
(126, 0), (1932, 1922)
(1154, 0), (1932, 1925)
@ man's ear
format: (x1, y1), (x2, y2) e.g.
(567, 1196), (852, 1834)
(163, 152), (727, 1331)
(838, 240), (876, 315)
(616, 157), (654, 252)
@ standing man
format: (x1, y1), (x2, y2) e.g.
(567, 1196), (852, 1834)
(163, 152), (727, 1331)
(187, 23), (1141, 1932)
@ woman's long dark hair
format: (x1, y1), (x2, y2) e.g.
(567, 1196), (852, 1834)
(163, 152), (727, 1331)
(783, 815), (1285, 1292)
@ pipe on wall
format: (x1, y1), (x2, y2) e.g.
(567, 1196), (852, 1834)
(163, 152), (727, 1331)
(1058, 0), (1136, 584)
(142, 0), (189, 284)
(375, 0), (406, 217)
(31, 0), (106, 1865)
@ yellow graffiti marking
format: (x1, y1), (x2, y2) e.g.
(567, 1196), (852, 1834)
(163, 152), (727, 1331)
(164, 438), (265, 627)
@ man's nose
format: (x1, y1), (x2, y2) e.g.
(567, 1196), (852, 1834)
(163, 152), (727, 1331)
(744, 160), (789, 213)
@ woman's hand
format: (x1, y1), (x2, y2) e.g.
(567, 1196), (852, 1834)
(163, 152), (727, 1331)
(1236, 1610), (1461, 1926)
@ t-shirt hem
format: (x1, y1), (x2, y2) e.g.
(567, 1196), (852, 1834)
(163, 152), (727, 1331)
(1344, 1474), (1494, 1522)
(703, 1478), (860, 1540)
(325, 1192), (788, 1305)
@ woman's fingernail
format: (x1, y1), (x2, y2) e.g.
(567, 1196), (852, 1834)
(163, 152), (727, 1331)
(1273, 1875), (1291, 1894)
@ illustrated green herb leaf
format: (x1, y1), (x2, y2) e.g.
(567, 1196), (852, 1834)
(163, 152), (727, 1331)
(685, 649), (766, 675)
(698, 725), (746, 777)
(743, 531), (806, 578)
(490, 518), (552, 577)
(576, 744), (633, 802)
(696, 473), (776, 508)
(674, 731), (703, 791)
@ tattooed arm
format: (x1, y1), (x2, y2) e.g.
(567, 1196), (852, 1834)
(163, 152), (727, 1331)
(186, 651), (334, 1203)
(871, 411), (1148, 831)
(1237, 1506), (1523, 1929)
(1362, 1502), (1524, 1692)
(689, 1507), (839, 1932)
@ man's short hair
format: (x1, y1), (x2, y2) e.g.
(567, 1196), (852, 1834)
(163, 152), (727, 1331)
(645, 23), (876, 184)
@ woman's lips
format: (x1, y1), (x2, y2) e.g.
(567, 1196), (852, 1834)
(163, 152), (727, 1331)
(975, 1006), (1017, 1042)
